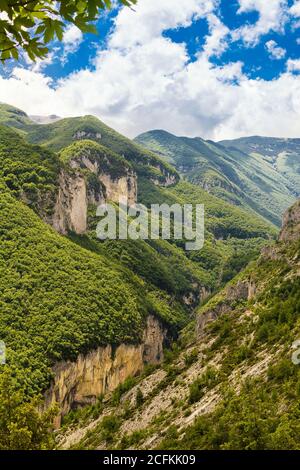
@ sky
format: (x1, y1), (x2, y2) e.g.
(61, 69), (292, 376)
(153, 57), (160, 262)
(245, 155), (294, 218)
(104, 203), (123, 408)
(0, 0), (300, 140)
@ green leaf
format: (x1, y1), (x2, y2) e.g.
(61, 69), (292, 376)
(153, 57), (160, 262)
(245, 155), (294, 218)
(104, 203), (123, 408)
(0, 0), (135, 61)
(11, 47), (19, 60)
(1, 49), (11, 60)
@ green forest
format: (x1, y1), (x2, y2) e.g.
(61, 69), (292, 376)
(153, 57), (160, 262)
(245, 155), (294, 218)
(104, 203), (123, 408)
(0, 104), (299, 450)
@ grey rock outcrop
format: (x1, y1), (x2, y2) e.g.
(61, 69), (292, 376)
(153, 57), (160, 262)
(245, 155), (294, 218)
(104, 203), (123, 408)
(279, 200), (300, 242)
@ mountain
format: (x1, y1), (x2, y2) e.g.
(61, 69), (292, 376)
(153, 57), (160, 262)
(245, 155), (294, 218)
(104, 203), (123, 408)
(220, 135), (300, 203)
(0, 103), (290, 449)
(0, 104), (179, 186)
(58, 199), (300, 450)
(135, 130), (299, 226)
(0, 102), (33, 131)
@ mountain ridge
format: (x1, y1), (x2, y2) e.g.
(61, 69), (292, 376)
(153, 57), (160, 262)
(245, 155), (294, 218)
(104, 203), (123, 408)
(135, 129), (300, 227)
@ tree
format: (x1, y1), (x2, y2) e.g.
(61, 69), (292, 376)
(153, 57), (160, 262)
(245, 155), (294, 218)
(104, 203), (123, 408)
(136, 387), (144, 407)
(0, 0), (137, 61)
(0, 369), (57, 450)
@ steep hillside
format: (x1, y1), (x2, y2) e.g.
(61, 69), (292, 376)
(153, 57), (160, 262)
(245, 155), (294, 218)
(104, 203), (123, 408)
(135, 130), (298, 226)
(70, 173), (276, 301)
(0, 106), (284, 449)
(59, 200), (300, 451)
(0, 118), (275, 306)
(0, 112), (275, 298)
(0, 104), (178, 187)
(0, 184), (190, 393)
(0, 103), (33, 132)
(220, 136), (300, 203)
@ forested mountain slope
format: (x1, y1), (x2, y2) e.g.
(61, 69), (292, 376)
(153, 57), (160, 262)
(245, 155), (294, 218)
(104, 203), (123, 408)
(0, 103), (178, 186)
(0, 103), (284, 449)
(59, 199), (300, 451)
(135, 130), (299, 226)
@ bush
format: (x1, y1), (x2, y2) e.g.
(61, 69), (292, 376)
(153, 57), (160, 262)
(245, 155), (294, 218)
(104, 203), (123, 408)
(184, 348), (198, 367)
(188, 367), (219, 404)
(136, 388), (144, 407)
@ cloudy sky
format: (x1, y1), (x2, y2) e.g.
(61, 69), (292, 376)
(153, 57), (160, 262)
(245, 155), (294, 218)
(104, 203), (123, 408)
(0, 0), (300, 140)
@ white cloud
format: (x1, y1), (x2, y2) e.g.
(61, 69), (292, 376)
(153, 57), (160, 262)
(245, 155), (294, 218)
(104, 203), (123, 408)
(203, 14), (230, 58)
(23, 50), (58, 73)
(0, 0), (299, 141)
(63, 24), (83, 48)
(292, 19), (300, 30)
(109, 0), (217, 48)
(287, 58), (300, 72)
(265, 40), (286, 59)
(61, 24), (83, 60)
(290, 1), (300, 17)
(233, 0), (289, 46)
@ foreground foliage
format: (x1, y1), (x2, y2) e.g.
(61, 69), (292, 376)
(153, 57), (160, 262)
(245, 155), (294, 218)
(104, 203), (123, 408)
(0, 0), (136, 61)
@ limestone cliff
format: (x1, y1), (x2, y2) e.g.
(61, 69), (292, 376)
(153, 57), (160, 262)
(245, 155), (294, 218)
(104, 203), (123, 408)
(99, 173), (137, 205)
(52, 140), (137, 234)
(150, 168), (178, 187)
(183, 285), (211, 307)
(52, 170), (88, 234)
(45, 315), (167, 425)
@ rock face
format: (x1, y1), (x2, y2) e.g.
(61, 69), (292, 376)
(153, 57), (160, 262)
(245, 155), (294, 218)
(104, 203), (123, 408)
(279, 200), (300, 242)
(44, 315), (166, 426)
(160, 173), (177, 187)
(197, 280), (256, 336)
(52, 170), (88, 234)
(73, 130), (102, 141)
(52, 148), (137, 234)
(183, 285), (211, 307)
(99, 173), (137, 205)
(151, 172), (177, 188)
(197, 303), (232, 336)
(226, 280), (256, 302)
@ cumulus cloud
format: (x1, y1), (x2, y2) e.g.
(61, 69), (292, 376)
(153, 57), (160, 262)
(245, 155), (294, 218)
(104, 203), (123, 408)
(203, 14), (230, 58)
(109, 0), (217, 48)
(287, 58), (300, 72)
(61, 24), (83, 61)
(0, 0), (299, 140)
(233, 0), (289, 46)
(290, 1), (300, 17)
(265, 40), (286, 59)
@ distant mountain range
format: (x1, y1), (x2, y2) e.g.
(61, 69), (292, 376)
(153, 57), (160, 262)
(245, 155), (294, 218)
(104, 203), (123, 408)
(135, 130), (300, 226)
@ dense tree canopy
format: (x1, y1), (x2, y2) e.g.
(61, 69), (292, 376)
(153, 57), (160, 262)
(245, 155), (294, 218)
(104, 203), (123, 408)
(0, 369), (57, 450)
(0, 0), (136, 61)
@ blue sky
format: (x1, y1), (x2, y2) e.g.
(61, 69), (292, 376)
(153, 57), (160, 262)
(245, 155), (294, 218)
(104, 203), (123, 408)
(0, 0), (300, 139)
(23, 0), (300, 82)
